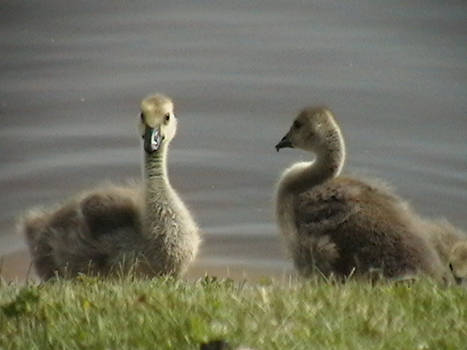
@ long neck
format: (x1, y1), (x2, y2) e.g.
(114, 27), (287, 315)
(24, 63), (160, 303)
(143, 144), (175, 234)
(280, 132), (345, 194)
(144, 144), (169, 188)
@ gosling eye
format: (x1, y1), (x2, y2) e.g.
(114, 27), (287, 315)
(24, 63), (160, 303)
(165, 113), (171, 122)
(140, 112), (144, 122)
(293, 120), (302, 129)
(449, 263), (454, 272)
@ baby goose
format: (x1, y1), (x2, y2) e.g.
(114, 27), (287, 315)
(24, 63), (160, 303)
(20, 94), (200, 279)
(275, 106), (448, 281)
(422, 218), (467, 274)
(449, 241), (467, 284)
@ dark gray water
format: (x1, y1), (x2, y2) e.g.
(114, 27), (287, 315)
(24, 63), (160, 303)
(1, 0), (466, 278)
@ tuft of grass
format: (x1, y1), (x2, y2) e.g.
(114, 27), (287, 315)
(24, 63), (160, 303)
(0, 276), (466, 349)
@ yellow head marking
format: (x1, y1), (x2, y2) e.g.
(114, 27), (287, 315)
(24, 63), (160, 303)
(140, 94), (174, 128)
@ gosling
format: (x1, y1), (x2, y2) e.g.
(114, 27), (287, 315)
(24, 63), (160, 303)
(275, 106), (450, 281)
(20, 94), (200, 279)
(449, 241), (467, 285)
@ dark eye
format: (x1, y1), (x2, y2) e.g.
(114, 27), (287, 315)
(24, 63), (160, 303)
(140, 112), (144, 121)
(293, 120), (302, 129)
(165, 113), (171, 122)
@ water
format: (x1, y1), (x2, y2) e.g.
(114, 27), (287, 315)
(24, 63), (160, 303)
(1, 0), (466, 279)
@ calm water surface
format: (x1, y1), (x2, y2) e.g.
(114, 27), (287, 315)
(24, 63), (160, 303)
(1, 0), (466, 278)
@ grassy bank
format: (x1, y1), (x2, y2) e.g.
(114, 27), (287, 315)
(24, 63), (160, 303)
(0, 276), (465, 350)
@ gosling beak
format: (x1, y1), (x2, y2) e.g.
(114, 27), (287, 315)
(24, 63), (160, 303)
(144, 126), (163, 153)
(275, 133), (293, 152)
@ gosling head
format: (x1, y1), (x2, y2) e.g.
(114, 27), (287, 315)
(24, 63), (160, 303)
(449, 241), (467, 285)
(139, 94), (177, 154)
(275, 106), (342, 153)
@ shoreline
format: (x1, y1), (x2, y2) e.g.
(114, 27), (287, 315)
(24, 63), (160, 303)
(0, 249), (293, 283)
(0, 249), (36, 283)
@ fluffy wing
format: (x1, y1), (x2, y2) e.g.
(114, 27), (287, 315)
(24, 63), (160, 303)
(80, 188), (142, 238)
(22, 184), (144, 278)
(293, 177), (363, 237)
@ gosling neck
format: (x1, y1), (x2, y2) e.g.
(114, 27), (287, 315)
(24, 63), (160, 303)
(143, 142), (176, 213)
(284, 133), (346, 194)
(144, 143), (170, 188)
(142, 142), (177, 238)
(314, 139), (346, 181)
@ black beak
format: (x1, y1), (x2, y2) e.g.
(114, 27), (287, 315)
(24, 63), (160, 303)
(144, 126), (162, 153)
(275, 134), (293, 152)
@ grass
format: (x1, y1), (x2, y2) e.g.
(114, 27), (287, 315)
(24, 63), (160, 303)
(0, 275), (466, 350)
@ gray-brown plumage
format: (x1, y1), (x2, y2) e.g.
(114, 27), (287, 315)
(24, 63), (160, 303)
(20, 94), (200, 279)
(275, 106), (450, 281)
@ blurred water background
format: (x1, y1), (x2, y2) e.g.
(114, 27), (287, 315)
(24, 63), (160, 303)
(1, 0), (466, 280)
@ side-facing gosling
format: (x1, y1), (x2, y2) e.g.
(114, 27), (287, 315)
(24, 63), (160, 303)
(275, 106), (450, 281)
